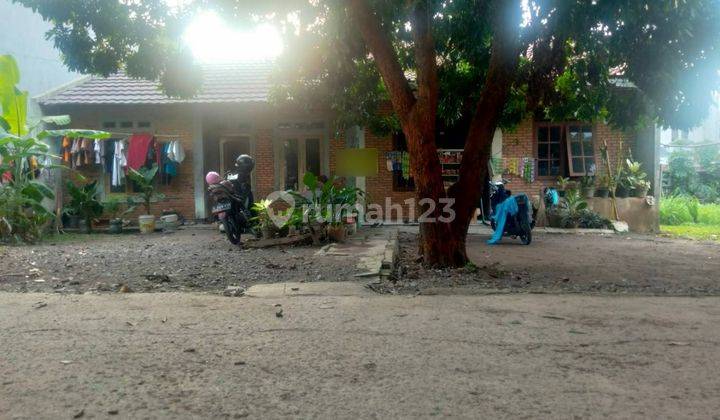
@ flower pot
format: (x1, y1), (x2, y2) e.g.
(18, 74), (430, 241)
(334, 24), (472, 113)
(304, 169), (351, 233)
(138, 215), (155, 234)
(327, 224), (347, 243)
(595, 188), (610, 198)
(78, 218), (91, 234)
(615, 186), (629, 198)
(546, 213), (563, 228)
(581, 187), (596, 199)
(633, 187), (649, 198)
(66, 214), (80, 229)
(261, 225), (274, 239)
(109, 219), (123, 234)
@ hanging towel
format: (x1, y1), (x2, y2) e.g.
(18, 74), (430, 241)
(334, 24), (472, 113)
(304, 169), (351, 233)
(93, 140), (103, 164)
(103, 139), (116, 173)
(168, 140), (186, 163)
(126, 133), (154, 170)
(112, 139), (128, 187)
(487, 195), (519, 245)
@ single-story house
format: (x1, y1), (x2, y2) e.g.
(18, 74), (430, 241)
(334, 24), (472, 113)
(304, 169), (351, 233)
(36, 62), (660, 230)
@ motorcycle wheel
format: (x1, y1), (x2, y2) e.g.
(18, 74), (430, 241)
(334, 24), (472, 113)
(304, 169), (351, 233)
(520, 226), (532, 245)
(222, 217), (242, 245)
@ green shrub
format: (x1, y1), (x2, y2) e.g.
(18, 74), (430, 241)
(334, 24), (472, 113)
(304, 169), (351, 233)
(697, 203), (720, 225)
(659, 195), (695, 225)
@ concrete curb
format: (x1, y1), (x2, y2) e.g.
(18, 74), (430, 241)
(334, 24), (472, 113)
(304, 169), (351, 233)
(379, 228), (399, 279)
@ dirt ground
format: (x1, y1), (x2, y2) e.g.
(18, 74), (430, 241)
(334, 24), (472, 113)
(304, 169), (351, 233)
(2, 292), (719, 419)
(391, 231), (720, 296)
(3, 227), (720, 297)
(0, 228), (360, 294)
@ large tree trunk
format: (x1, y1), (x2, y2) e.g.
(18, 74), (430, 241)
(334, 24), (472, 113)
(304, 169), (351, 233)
(348, 0), (517, 267)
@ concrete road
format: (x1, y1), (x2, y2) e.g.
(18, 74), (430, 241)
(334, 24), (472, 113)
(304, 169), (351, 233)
(1, 291), (719, 419)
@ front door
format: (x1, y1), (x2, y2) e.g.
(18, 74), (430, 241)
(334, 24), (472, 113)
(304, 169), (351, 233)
(280, 137), (321, 190)
(220, 136), (250, 175)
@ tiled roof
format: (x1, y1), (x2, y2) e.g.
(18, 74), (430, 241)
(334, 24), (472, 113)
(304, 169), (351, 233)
(37, 62), (273, 105)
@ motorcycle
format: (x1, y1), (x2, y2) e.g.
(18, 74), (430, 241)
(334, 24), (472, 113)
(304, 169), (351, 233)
(206, 155), (255, 245)
(479, 180), (535, 245)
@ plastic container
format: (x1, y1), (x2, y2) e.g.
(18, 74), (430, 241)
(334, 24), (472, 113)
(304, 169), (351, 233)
(138, 215), (156, 234)
(160, 214), (178, 232)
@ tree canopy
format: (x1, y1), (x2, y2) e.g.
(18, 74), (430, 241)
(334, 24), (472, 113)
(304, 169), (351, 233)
(16, 0), (720, 132)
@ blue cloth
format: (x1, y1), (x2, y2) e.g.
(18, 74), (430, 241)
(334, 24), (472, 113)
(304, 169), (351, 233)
(162, 143), (177, 177)
(487, 195), (519, 245)
(545, 188), (560, 207)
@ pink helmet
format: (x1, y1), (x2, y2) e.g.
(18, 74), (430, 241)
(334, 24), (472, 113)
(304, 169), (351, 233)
(205, 171), (221, 185)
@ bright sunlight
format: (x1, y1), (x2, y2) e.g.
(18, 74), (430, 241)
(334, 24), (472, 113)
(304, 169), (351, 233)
(183, 11), (283, 62)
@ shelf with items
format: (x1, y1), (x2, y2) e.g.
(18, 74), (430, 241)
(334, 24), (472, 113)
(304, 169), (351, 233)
(438, 149), (463, 187)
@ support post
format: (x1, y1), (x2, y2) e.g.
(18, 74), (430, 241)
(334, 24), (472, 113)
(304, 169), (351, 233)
(192, 109), (207, 220)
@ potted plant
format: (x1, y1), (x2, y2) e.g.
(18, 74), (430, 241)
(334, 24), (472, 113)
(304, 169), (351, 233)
(579, 174), (596, 198)
(65, 180), (104, 233)
(559, 189), (588, 228)
(625, 159), (650, 197)
(127, 164), (164, 234)
(614, 167), (630, 198)
(633, 179), (651, 198)
(595, 174), (611, 198)
(103, 197), (136, 234)
(251, 199), (276, 239)
(556, 177), (572, 197)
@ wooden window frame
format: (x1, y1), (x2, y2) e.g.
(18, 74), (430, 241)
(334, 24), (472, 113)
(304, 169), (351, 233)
(534, 122), (565, 179)
(534, 121), (596, 178)
(565, 124), (596, 177)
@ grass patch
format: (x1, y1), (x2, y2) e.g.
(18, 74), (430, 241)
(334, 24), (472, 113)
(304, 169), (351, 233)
(41, 232), (116, 244)
(661, 224), (720, 241)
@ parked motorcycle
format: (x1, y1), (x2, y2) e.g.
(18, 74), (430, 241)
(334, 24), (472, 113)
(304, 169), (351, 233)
(206, 154), (255, 245)
(479, 180), (535, 245)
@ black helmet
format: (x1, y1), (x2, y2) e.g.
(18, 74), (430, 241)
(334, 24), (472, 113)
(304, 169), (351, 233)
(235, 154), (255, 174)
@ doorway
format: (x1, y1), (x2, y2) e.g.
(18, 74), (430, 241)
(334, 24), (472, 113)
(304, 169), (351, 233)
(220, 136), (251, 175)
(279, 137), (322, 190)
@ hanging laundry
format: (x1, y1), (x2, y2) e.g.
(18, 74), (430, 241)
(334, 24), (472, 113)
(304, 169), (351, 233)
(520, 157), (535, 183)
(112, 139), (128, 187)
(401, 152), (410, 181)
(93, 140), (103, 165)
(167, 140), (185, 163)
(126, 133), (154, 170)
(103, 139), (116, 173)
(162, 142), (177, 179)
(62, 137), (71, 163)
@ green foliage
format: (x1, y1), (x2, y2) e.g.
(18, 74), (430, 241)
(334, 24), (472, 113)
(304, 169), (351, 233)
(250, 199), (274, 229)
(14, 1), (720, 132)
(65, 180), (103, 230)
(666, 147), (720, 203)
(660, 195), (699, 225)
(697, 203), (720, 225)
(103, 197), (136, 220)
(126, 164), (164, 215)
(661, 224), (720, 241)
(558, 189), (589, 228)
(288, 172), (364, 227)
(1, 54), (109, 243)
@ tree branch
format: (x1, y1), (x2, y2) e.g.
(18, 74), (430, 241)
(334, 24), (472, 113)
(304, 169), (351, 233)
(450, 1), (521, 226)
(411, 0), (438, 124)
(347, 0), (416, 123)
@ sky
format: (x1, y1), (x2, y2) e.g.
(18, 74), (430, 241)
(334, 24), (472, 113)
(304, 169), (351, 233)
(183, 11), (283, 62)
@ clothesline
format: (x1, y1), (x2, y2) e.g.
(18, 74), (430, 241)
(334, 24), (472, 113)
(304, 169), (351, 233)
(105, 131), (182, 140)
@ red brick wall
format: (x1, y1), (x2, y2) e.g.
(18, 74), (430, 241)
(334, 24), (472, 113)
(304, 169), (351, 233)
(502, 118), (636, 200)
(254, 128), (275, 199)
(52, 105), (198, 220)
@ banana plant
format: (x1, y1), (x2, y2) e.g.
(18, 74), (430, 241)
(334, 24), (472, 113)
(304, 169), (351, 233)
(0, 54), (108, 242)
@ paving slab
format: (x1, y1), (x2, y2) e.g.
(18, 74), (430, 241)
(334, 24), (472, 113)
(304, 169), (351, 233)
(244, 281), (373, 297)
